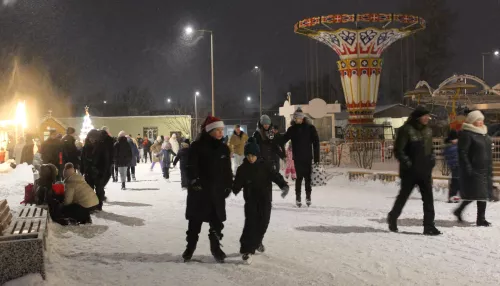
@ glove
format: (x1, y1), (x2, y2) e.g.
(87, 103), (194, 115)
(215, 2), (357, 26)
(224, 188), (232, 198)
(190, 179), (202, 191)
(281, 185), (289, 198)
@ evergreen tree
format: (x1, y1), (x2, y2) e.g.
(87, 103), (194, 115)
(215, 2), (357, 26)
(79, 106), (94, 142)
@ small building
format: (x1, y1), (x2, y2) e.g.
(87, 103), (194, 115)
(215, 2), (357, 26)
(38, 113), (192, 141)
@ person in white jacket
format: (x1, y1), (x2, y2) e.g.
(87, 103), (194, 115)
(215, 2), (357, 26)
(169, 133), (180, 163)
(13, 137), (25, 165)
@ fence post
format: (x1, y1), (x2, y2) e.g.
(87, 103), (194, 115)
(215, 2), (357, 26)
(381, 141), (385, 163)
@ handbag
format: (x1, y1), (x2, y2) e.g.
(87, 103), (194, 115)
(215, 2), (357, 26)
(311, 164), (329, 187)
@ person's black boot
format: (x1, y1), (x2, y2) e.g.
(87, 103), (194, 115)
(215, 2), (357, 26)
(121, 182), (126, 190)
(453, 208), (464, 223)
(256, 244), (266, 253)
(182, 243), (197, 262)
(423, 225), (442, 236)
(208, 231), (226, 263)
(387, 214), (398, 232)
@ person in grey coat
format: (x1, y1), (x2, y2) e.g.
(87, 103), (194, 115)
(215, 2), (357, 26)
(453, 110), (493, 227)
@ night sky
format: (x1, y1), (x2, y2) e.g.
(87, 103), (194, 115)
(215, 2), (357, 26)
(1, 0), (500, 116)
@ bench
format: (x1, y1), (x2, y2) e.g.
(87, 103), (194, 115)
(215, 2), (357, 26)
(0, 201), (48, 285)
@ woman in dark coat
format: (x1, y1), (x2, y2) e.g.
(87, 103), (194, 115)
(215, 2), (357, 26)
(113, 131), (133, 190)
(126, 136), (140, 182)
(183, 116), (233, 263)
(454, 111), (493, 226)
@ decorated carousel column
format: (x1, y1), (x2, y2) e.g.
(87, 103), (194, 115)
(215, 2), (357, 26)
(295, 13), (425, 140)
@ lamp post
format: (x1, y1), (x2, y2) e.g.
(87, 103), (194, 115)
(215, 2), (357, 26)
(194, 91), (200, 130)
(254, 66), (262, 116)
(482, 50), (500, 80)
(246, 96), (251, 102)
(185, 26), (215, 116)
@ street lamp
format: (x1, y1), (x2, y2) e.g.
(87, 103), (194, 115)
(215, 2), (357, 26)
(194, 91), (200, 131)
(103, 101), (107, 104)
(254, 66), (262, 116)
(167, 98), (171, 103)
(482, 50), (500, 80)
(185, 25), (215, 116)
(247, 96), (251, 102)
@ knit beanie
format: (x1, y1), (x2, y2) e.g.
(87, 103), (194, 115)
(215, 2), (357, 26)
(118, 131), (126, 138)
(203, 116), (225, 133)
(260, 115), (272, 126)
(244, 137), (260, 156)
(411, 106), (430, 119)
(293, 108), (305, 119)
(465, 110), (485, 124)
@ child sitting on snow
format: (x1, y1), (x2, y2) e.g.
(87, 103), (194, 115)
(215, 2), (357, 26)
(285, 143), (296, 180)
(232, 137), (289, 264)
(443, 130), (460, 203)
(173, 139), (190, 189)
(159, 141), (176, 181)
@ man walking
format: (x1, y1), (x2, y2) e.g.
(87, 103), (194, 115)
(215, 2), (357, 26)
(387, 106), (441, 235)
(228, 125), (248, 174)
(41, 129), (62, 180)
(62, 127), (81, 170)
(282, 108), (319, 208)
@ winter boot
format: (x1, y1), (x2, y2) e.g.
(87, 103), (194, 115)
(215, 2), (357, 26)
(121, 182), (126, 190)
(477, 220), (492, 227)
(208, 231), (226, 263)
(132, 174), (136, 181)
(387, 214), (398, 232)
(256, 244), (265, 253)
(423, 225), (442, 236)
(296, 200), (302, 208)
(242, 253), (253, 265)
(182, 243), (197, 262)
(306, 199), (311, 207)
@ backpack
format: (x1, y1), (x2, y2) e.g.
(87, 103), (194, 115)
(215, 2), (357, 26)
(20, 183), (36, 205)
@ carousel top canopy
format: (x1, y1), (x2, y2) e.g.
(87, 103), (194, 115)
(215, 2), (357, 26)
(294, 13), (426, 60)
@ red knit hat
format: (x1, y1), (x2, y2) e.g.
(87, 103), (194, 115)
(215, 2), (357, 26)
(203, 116), (225, 133)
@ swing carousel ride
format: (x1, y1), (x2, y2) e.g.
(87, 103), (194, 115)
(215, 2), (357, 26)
(295, 13), (425, 139)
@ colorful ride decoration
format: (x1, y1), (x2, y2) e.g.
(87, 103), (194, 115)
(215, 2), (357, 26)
(295, 13), (425, 125)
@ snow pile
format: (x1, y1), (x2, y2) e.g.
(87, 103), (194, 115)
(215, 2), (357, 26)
(0, 159), (16, 173)
(0, 163), (33, 201)
(3, 165), (500, 285)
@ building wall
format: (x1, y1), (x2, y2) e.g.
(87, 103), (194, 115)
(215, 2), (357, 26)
(38, 118), (66, 140)
(55, 116), (191, 140)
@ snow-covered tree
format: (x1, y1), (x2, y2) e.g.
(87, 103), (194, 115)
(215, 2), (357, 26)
(80, 106), (94, 142)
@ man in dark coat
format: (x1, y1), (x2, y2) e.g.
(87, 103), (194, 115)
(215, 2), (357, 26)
(62, 127), (81, 170)
(388, 106), (441, 235)
(453, 110), (492, 226)
(81, 129), (109, 210)
(142, 137), (152, 163)
(183, 116), (233, 263)
(41, 129), (62, 178)
(114, 131), (133, 190)
(233, 138), (289, 263)
(253, 115), (285, 172)
(282, 108), (320, 208)
(20, 133), (35, 165)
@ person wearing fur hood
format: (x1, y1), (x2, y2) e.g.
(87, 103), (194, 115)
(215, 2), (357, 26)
(150, 136), (163, 171)
(453, 110), (493, 227)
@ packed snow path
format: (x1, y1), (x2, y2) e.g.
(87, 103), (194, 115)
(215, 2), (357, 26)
(3, 164), (500, 286)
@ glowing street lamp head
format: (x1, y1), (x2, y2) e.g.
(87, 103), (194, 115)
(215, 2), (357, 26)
(185, 26), (194, 35)
(494, 50), (500, 56)
(167, 98), (171, 103)
(254, 66), (259, 70)
(247, 96), (251, 102)
(103, 100), (107, 104)
(195, 91), (200, 96)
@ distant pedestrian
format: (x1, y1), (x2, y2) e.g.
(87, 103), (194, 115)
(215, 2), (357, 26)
(443, 130), (460, 203)
(142, 137), (152, 163)
(150, 136), (162, 171)
(126, 135), (140, 182)
(62, 127), (81, 170)
(173, 139), (190, 189)
(114, 131), (133, 190)
(228, 125), (248, 174)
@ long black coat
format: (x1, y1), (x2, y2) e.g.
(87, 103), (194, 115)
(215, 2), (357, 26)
(458, 127), (493, 201)
(113, 137), (133, 167)
(41, 137), (62, 166)
(283, 119), (320, 164)
(173, 147), (189, 170)
(62, 135), (80, 168)
(233, 158), (287, 205)
(186, 132), (233, 222)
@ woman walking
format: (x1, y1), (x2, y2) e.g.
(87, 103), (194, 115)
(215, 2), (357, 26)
(114, 131), (133, 190)
(453, 111), (493, 226)
(150, 136), (162, 171)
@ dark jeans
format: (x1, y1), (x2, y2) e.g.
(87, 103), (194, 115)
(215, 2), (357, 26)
(240, 203), (271, 254)
(180, 168), (188, 188)
(162, 167), (170, 179)
(449, 167), (460, 199)
(127, 166), (135, 181)
(455, 200), (487, 222)
(295, 161), (312, 202)
(61, 204), (97, 224)
(85, 175), (106, 208)
(144, 150), (152, 163)
(186, 214), (224, 247)
(389, 175), (435, 227)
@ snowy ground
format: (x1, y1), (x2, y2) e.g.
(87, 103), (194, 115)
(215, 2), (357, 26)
(2, 164), (500, 286)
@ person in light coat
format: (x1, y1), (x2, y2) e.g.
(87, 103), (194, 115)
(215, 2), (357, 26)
(228, 125), (248, 174)
(170, 134), (180, 162)
(62, 163), (99, 224)
(150, 136), (163, 171)
(13, 137), (25, 165)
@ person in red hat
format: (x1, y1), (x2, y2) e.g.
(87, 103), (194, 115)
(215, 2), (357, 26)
(182, 116), (233, 263)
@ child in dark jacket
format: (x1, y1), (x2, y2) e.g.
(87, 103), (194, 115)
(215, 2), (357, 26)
(173, 139), (190, 189)
(233, 137), (289, 264)
(159, 142), (176, 180)
(443, 130), (460, 203)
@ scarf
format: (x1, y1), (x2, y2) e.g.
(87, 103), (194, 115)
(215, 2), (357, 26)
(462, 122), (488, 135)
